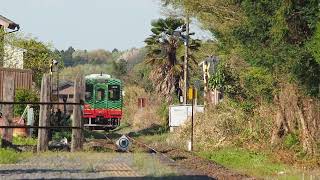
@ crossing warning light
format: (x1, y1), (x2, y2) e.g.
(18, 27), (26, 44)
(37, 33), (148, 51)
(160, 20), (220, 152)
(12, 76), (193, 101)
(188, 88), (193, 100)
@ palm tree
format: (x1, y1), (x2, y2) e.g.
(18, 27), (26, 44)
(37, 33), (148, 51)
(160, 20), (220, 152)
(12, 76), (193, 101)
(144, 17), (200, 102)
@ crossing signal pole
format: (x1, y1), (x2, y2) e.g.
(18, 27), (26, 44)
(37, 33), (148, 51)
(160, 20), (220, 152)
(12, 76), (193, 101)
(183, 16), (190, 105)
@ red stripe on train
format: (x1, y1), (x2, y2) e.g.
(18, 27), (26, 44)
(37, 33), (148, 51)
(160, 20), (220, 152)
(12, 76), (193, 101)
(83, 108), (122, 119)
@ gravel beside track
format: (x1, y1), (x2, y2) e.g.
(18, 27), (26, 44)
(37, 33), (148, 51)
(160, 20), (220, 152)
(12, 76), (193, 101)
(0, 152), (140, 179)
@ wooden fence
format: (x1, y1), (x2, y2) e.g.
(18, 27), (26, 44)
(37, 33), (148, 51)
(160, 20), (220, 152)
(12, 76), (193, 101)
(0, 74), (85, 152)
(0, 68), (33, 100)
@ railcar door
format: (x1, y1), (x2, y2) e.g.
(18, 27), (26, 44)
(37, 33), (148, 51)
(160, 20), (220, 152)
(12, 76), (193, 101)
(107, 84), (122, 122)
(94, 83), (108, 116)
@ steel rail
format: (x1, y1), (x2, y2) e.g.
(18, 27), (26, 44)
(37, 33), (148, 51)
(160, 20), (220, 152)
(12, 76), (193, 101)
(0, 125), (82, 129)
(0, 101), (84, 105)
(125, 134), (175, 162)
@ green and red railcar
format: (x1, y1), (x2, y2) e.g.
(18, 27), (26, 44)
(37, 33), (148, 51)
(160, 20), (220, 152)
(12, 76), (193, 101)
(82, 74), (122, 131)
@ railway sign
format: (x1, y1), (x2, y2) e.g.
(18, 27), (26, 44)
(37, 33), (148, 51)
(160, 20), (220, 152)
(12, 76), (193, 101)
(116, 135), (131, 152)
(188, 88), (194, 100)
(169, 105), (204, 127)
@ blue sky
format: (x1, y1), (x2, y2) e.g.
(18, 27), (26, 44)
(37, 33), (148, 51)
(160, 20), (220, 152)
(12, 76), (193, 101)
(1, 0), (162, 51)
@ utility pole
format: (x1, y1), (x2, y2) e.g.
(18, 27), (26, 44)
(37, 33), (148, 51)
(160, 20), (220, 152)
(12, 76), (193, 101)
(56, 66), (59, 105)
(0, 27), (4, 66)
(183, 16), (190, 105)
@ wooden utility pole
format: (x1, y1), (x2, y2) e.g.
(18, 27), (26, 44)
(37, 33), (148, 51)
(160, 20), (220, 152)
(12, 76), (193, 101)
(37, 74), (51, 152)
(183, 16), (190, 105)
(71, 75), (84, 152)
(0, 27), (4, 66)
(1, 73), (14, 147)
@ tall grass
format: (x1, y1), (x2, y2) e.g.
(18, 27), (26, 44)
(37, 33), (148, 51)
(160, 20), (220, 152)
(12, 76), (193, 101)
(0, 148), (32, 164)
(198, 147), (287, 177)
(133, 153), (178, 176)
(123, 86), (165, 130)
(13, 136), (37, 146)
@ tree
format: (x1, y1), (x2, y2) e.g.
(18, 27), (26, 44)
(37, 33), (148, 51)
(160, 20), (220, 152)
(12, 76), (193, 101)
(72, 49), (112, 64)
(61, 46), (75, 66)
(11, 37), (60, 87)
(144, 17), (200, 101)
(165, 0), (320, 155)
(112, 59), (128, 78)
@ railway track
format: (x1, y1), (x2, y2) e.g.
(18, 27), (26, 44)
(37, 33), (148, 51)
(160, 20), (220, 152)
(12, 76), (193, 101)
(83, 130), (190, 176)
(89, 130), (175, 163)
(125, 134), (175, 163)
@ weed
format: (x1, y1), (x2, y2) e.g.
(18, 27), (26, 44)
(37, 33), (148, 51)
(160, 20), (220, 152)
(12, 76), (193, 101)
(13, 136), (37, 146)
(84, 163), (96, 173)
(133, 153), (177, 176)
(283, 133), (300, 149)
(198, 147), (288, 178)
(0, 148), (32, 164)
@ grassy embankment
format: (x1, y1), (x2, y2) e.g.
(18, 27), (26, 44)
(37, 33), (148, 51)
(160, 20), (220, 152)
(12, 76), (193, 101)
(137, 131), (320, 179)
(121, 84), (320, 178)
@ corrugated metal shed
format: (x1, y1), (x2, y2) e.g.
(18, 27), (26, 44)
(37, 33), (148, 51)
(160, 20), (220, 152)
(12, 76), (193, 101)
(0, 68), (33, 101)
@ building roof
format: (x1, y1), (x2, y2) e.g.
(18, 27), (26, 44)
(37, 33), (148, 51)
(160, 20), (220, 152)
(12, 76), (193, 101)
(0, 15), (19, 30)
(52, 80), (74, 92)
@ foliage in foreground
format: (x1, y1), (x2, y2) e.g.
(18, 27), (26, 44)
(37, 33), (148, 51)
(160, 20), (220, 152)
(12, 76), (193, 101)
(198, 147), (288, 178)
(0, 148), (32, 164)
(133, 153), (178, 177)
(13, 136), (37, 146)
(14, 89), (39, 116)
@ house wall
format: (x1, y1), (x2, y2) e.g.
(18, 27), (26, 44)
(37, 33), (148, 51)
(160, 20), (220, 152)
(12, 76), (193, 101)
(53, 86), (75, 112)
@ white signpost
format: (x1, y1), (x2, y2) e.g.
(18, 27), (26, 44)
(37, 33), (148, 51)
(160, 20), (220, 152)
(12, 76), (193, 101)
(169, 105), (204, 130)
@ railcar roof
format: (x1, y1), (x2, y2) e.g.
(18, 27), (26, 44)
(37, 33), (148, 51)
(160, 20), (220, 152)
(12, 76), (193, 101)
(85, 74), (121, 84)
(85, 74), (111, 79)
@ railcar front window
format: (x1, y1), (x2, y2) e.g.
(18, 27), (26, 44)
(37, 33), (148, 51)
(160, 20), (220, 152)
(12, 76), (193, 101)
(96, 88), (105, 101)
(85, 83), (93, 101)
(108, 85), (120, 101)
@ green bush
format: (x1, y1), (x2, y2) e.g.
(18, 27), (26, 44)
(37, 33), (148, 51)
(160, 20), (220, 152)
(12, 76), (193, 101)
(51, 117), (72, 142)
(52, 131), (71, 142)
(0, 148), (32, 164)
(283, 133), (300, 149)
(13, 136), (37, 146)
(240, 67), (274, 102)
(198, 147), (287, 177)
(14, 89), (39, 116)
(156, 101), (169, 130)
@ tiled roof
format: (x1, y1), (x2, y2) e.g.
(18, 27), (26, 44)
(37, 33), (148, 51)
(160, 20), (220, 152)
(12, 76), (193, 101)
(52, 80), (74, 91)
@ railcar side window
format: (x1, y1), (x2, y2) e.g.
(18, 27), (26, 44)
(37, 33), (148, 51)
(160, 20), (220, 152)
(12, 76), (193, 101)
(96, 88), (105, 101)
(108, 85), (120, 101)
(85, 83), (93, 101)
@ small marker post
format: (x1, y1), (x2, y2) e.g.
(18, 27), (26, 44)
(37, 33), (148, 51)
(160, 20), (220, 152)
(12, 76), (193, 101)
(188, 87), (195, 151)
